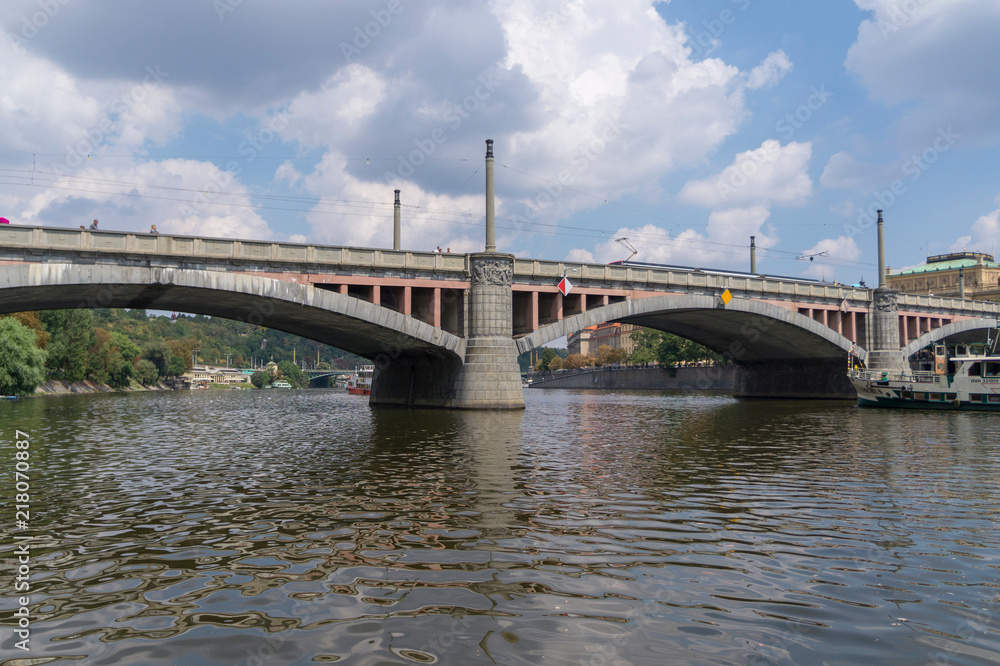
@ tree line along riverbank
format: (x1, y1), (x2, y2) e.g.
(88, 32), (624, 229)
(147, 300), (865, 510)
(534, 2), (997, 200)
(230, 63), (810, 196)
(0, 309), (364, 397)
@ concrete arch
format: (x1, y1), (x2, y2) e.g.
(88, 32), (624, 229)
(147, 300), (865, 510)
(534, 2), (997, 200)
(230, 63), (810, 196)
(902, 318), (998, 358)
(0, 263), (465, 362)
(517, 294), (866, 363)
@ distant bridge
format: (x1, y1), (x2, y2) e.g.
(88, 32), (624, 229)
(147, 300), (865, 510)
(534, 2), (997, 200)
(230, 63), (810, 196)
(1, 225), (997, 406)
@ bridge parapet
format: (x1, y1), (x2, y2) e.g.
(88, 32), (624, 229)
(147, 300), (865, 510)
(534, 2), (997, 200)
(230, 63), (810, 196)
(0, 225), (469, 275)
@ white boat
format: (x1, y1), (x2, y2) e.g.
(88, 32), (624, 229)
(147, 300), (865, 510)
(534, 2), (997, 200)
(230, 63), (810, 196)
(849, 343), (1000, 410)
(272, 380), (292, 389)
(346, 365), (374, 395)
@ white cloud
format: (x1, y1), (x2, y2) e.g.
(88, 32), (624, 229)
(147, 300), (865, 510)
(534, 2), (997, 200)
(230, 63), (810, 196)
(797, 235), (861, 280)
(746, 50), (792, 90)
(846, 0), (1000, 146)
(18, 159), (274, 239)
(949, 201), (1000, 254)
(0, 49), (103, 155)
(679, 140), (813, 208)
(569, 207), (777, 271)
(565, 248), (595, 263)
(278, 64), (388, 149)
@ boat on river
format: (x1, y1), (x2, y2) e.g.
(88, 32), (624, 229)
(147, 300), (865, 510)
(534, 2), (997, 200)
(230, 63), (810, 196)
(272, 380), (292, 389)
(346, 365), (374, 395)
(849, 343), (1000, 410)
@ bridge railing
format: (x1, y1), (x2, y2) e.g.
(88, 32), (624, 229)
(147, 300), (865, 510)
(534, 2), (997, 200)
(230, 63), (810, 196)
(0, 225), (469, 273)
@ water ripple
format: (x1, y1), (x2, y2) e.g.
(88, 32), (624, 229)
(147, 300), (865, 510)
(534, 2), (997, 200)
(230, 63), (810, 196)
(1, 389), (998, 664)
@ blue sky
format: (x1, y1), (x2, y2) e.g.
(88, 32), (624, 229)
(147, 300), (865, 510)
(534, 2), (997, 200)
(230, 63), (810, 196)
(2, 0), (999, 284)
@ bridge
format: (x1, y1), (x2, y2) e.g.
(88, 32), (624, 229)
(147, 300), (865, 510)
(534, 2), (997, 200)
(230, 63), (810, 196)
(2, 141), (998, 409)
(3, 223), (998, 407)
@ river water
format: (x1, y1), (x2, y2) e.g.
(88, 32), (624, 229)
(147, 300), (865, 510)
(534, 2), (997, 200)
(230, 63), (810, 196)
(1, 388), (998, 665)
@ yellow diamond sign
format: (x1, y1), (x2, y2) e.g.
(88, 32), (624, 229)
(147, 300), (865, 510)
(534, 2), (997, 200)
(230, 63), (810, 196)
(720, 289), (733, 305)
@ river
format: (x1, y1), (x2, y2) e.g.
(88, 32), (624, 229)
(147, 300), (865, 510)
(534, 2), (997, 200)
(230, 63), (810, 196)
(1, 388), (998, 665)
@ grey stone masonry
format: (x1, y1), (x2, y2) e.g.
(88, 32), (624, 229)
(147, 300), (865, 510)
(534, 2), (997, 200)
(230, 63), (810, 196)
(868, 287), (906, 370)
(451, 253), (525, 409)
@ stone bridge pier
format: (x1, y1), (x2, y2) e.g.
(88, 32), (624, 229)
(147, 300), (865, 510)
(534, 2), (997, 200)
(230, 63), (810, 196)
(369, 253), (525, 410)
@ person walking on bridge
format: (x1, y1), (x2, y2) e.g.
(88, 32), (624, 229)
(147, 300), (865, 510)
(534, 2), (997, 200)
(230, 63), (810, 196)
(89, 219), (99, 230)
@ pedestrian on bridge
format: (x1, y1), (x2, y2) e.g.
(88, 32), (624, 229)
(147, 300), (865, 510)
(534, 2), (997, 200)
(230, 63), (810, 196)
(89, 219), (99, 230)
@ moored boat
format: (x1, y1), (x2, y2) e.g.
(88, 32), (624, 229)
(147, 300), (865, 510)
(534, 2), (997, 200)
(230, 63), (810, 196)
(346, 365), (374, 395)
(849, 343), (1000, 410)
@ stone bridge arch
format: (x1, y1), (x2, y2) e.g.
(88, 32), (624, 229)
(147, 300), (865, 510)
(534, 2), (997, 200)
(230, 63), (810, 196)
(901, 318), (999, 358)
(0, 263), (467, 405)
(517, 294), (863, 398)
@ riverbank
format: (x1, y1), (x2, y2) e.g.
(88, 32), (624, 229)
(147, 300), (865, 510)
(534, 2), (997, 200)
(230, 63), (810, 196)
(32, 379), (179, 396)
(528, 365), (736, 391)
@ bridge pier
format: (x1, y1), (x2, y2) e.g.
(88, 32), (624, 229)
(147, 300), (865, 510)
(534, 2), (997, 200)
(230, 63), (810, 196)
(369, 253), (525, 410)
(450, 253), (525, 409)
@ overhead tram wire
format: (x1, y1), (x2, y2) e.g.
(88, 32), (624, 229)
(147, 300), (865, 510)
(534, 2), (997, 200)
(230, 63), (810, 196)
(0, 173), (876, 271)
(1, 158), (877, 272)
(0, 171), (876, 270)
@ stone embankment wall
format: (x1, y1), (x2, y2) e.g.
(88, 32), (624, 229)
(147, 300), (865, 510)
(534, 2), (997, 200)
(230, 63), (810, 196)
(528, 366), (736, 391)
(33, 379), (178, 396)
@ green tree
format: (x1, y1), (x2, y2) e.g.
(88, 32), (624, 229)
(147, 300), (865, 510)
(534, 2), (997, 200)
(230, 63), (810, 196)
(2, 312), (50, 348)
(629, 347), (654, 366)
(548, 355), (566, 371)
(0, 318), (47, 396)
(101, 332), (141, 389)
(250, 371), (270, 388)
(141, 340), (174, 378)
(533, 348), (558, 372)
(136, 359), (159, 386)
(277, 361), (305, 387)
(630, 328), (725, 368)
(42, 310), (97, 382)
(167, 355), (187, 377)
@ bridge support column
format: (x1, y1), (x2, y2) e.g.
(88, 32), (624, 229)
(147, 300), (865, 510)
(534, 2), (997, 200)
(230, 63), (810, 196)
(867, 287), (906, 371)
(451, 253), (525, 409)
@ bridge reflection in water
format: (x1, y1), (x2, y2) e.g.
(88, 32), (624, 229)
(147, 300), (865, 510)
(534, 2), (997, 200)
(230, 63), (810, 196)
(2, 388), (998, 663)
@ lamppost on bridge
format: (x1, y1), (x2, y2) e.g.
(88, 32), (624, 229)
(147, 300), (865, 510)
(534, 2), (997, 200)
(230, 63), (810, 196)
(485, 139), (496, 253)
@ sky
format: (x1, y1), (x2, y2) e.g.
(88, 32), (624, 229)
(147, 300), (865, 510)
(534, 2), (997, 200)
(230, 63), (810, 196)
(2, 0), (1000, 284)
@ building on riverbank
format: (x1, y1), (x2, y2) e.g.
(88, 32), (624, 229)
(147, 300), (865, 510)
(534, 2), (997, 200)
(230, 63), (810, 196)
(567, 322), (642, 356)
(887, 251), (1000, 301)
(182, 365), (250, 388)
